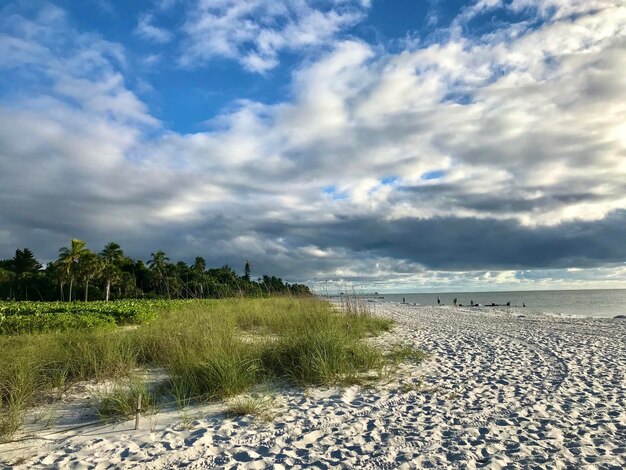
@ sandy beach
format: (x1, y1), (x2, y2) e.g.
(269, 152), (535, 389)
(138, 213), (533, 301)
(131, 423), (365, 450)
(2, 303), (625, 469)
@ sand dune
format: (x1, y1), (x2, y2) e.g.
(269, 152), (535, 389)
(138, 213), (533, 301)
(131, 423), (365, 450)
(2, 303), (625, 468)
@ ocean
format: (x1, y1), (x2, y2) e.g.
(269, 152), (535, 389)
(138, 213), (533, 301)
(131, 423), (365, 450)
(379, 289), (626, 319)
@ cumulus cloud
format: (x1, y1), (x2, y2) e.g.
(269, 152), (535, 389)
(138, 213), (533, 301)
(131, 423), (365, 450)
(0, 3), (165, 248)
(1, 1), (625, 290)
(178, 0), (370, 72)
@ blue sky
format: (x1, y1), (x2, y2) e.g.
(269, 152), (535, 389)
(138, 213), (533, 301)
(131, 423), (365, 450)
(1, 0), (625, 292)
(8, 0), (468, 133)
(0, 0), (520, 132)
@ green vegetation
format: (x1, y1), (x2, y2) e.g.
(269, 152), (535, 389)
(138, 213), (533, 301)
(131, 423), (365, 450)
(226, 394), (274, 420)
(0, 297), (399, 439)
(386, 343), (429, 364)
(0, 311), (116, 335)
(0, 300), (171, 335)
(97, 380), (160, 421)
(261, 328), (383, 386)
(0, 239), (311, 302)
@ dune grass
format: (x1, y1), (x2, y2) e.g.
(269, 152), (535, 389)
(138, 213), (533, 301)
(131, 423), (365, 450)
(0, 329), (138, 436)
(225, 394), (274, 420)
(97, 379), (160, 421)
(0, 297), (396, 438)
(386, 343), (429, 364)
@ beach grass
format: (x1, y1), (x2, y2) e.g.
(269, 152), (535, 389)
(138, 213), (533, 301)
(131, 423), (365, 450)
(97, 379), (160, 421)
(386, 343), (429, 364)
(0, 297), (398, 439)
(225, 394), (274, 420)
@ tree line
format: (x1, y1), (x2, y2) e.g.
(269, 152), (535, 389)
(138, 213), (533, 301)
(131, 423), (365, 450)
(0, 240), (311, 301)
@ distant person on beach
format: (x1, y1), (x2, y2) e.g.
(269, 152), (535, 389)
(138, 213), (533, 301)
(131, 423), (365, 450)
(506, 301), (510, 307)
(402, 297), (405, 304)
(437, 296), (440, 305)
(453, 298), (457, 307)
(470, 300), (474, 306)
(523, 302), (526, 307)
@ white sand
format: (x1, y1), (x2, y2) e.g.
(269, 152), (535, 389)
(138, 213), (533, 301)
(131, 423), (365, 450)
(2, 303), (625, 469)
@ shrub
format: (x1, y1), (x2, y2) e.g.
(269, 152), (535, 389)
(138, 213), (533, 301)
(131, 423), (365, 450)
(0, 313), (116, 335)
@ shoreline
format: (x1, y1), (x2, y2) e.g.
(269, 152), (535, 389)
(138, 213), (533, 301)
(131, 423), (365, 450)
(367, 296), (625, 320)
(381, 299), (625, 320)
(2, 303), (625, 468)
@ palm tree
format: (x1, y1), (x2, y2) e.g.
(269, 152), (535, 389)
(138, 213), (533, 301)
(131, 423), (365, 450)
(99, 242), (124, 301)
(47, 260), (69, 301)
(58, 239), (89, 302)
(78, 252), (102, 302)
(192, 256), (206, 273)
(191, 257), (206, 298)
(148, 250), (170, 298)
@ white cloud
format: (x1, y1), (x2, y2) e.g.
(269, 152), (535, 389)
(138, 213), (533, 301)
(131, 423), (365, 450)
(1, 1), (626, 288)
(53, 74), (158, 125)
(129, 0), (626, 231)
(135, 14), (174, 43)
(507, 0), (623, 19)
(467, 0), (623, 21)
(179, 0), (369, 72)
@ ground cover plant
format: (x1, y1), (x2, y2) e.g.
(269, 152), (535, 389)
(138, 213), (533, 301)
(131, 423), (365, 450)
(0, 300), (182, 335)
(0, 297), (399, 440)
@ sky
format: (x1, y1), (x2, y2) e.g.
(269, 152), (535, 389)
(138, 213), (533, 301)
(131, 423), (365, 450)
(0, 0), (625, 293)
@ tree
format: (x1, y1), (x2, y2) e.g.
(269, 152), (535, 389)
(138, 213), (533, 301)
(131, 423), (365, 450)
(99, 242), (125, 301)
(192, 257), (206, 273)
(9, 248), (41, 300)
(148, 250), (170, 298)
(171, 261), (191, 298)
(0, 241), (310, 301)
(0, 266), (14, 297)
(0, 267), (11, 285)
(243, 259), (252, 282)
(46, 260), (68, 301)
(191, 257), (206, 298)
(78, 251), (102, 302)
(58, 239), (89, 302)
(119, 271), (139, 298)
(126, 259), (150, 296)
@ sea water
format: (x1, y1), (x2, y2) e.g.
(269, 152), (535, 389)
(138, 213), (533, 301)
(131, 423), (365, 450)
(380, 289), (626, 319)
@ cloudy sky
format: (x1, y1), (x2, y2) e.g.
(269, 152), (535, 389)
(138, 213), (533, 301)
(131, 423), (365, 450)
(1, 0), (625, 292)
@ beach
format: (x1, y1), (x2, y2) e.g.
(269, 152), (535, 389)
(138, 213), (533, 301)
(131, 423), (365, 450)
(2, 303), (625, 469)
